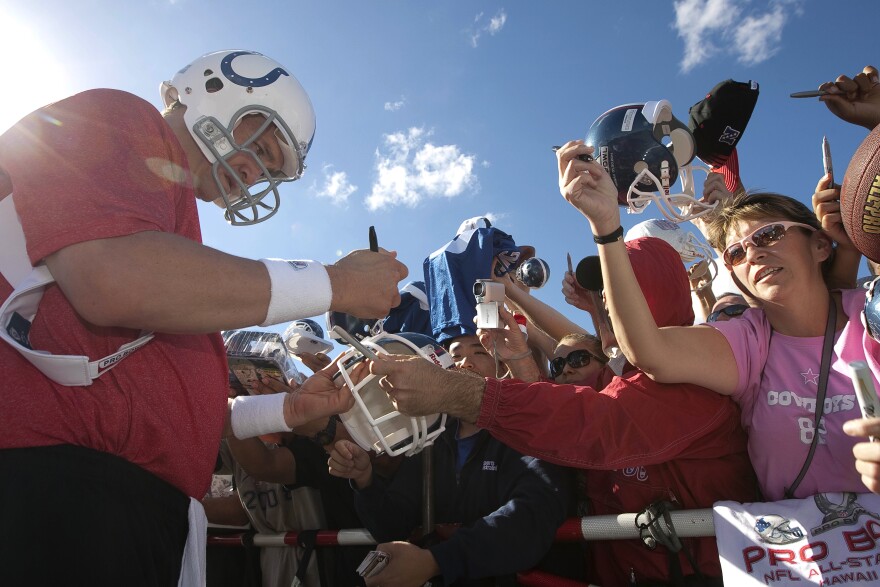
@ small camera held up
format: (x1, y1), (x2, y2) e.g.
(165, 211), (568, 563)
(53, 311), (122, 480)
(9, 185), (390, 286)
(474, 279), (505, 329)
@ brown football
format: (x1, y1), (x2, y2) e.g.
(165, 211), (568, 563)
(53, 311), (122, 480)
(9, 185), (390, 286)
(841, 124), (880, 263)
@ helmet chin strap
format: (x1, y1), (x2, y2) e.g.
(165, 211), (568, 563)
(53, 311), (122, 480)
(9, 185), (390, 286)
(627, 165), (718, 223)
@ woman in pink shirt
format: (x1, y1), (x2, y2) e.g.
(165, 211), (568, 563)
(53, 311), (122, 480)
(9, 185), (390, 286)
(555, 139), (880, 501)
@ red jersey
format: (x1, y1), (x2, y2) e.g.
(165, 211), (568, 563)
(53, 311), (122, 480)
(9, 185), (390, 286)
(0, 89), (227, 498)
(478, 369), (758, 587)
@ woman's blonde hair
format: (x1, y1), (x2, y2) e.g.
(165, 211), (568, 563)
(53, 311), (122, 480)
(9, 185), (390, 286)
(706, 191), (831, 278)
(706, 192), (821, 251)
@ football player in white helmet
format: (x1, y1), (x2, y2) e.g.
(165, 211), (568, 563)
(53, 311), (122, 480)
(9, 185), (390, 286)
(0, 49), (406, 585)
(161, 50), (315, 225)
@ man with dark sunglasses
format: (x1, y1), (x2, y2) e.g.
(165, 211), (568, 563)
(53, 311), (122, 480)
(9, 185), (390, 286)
(705, 292), (750, 323)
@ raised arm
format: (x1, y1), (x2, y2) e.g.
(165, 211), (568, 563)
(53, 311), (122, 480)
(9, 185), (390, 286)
(44, 230), (407, 333)
(555, 141), (738, 393)
(813, 174), (861, 290)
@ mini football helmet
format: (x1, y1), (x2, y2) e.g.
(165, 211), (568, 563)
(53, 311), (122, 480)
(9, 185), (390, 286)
(585, 100), (716, 223)
(161, 50), (316, 225)
(283, 319), (334, 356)
(326, 311), (384, 343)
(625, 219), (718, 290)
(335, 332), (452, 457)
(863, 276), (880, 342)
(515, 257), (550, 289)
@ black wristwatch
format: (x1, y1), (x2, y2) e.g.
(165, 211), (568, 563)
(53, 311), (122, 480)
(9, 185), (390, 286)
(310, 415), (339, 446)
(593, 225), (624, 245)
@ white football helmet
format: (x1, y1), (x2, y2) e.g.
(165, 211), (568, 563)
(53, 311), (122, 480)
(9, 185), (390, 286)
(335, 332), (452, 457)
(160, 50), (316, 225)
(586, 100), (716, 223)
(283, 319), (334, 356)
(625, 219), (718, 290)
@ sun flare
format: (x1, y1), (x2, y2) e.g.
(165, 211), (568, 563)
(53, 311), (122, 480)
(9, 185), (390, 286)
(0, 14), (72, 133)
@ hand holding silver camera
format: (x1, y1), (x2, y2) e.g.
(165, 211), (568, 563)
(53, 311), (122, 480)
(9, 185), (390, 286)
(357, 550), (390, 578)
(474, 279), (505, 329)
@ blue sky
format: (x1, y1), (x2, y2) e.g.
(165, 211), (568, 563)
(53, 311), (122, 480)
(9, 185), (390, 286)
(1, 0), (877, 345)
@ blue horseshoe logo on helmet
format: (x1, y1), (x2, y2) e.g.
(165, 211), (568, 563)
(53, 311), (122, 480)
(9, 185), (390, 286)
(220, 51), (289, 88)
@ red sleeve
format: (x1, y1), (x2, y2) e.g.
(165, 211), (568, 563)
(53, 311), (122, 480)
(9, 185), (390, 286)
(476, 372), (745, 469)
(0, 89), (192, 264)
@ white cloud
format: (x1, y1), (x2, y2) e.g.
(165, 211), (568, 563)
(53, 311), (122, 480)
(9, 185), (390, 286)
(366, 127), (478, 211)
(384, 97), (406, 112)
(734, 6), (787, 65)
(488, 11), (507, 34)
(314, 165), (357, 206)
(672, 0), (798, 72)
(469, 9), (507, 48)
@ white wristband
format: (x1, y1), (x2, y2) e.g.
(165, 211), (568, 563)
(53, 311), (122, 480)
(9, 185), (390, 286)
(259, 259), (332, 326)
(230, 393), (290, 439)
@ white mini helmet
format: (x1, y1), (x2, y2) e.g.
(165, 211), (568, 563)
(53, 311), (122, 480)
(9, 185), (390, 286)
(160, 50), (316, 225)
(625, 219), (718, 289)
(283, 319), (333, 356)
(335, 332), (452, 457)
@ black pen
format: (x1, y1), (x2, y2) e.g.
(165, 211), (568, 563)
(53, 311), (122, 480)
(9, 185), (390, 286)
(368, 225), (378, 252)
(552, 145), (594, 162)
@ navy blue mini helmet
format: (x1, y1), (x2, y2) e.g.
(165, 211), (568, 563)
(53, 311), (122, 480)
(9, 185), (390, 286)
(864, 276), (880, 342)
(585, 101), (713, 223)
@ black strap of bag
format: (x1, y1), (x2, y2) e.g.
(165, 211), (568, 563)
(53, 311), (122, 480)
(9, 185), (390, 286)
(783, 296), (837, 499)
(636, 501), (704, 587)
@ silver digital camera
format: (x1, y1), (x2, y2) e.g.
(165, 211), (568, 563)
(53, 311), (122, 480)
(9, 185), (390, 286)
(474, 279), (505, 329)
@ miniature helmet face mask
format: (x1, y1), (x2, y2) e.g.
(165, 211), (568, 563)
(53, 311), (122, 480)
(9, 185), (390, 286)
(335, 332), (452, 457)
(625, 219), (718, 289)
(283, 319), (334, 356)
(160, 50), (316, 226)
(585, 101), (715, 223)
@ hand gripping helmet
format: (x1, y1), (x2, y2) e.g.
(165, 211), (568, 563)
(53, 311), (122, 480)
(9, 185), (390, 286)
(625, 219), (718, 290)
(283, 319), (334, 356)
(335, 332), (452, 457)
(160, 50), (316, 225)
(586, 100), (716, 223)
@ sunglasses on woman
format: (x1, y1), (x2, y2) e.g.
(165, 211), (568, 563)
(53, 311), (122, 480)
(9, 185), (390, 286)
(722, 221), (817, 266)
(549, 349), (604, 379)
(706, 304), (749, 323)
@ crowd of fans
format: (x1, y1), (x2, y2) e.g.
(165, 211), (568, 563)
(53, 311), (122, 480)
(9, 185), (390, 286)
(2, 48), (880, 587)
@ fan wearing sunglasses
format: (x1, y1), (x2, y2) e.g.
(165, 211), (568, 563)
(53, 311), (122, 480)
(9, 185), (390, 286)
(549, 334), (606, 384)
(705, 293), (750, 323)
(364, 234), (757, 586)
(558, 139), (880, 499)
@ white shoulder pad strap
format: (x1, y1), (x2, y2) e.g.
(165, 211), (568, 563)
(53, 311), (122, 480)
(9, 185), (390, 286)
(0, 195), (154, 386)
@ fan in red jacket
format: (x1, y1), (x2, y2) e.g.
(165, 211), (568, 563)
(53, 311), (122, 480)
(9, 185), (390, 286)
(367, 237), (758, 587)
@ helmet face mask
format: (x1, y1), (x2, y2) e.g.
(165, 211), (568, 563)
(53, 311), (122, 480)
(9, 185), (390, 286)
(283, 319), (333, 356)
(587, 101), (716, 223)
(336, 332), (452, 457)
(161, 50), (316, 226)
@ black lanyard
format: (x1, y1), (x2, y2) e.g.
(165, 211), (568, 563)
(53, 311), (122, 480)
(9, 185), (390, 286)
(783, 296), (838, 500)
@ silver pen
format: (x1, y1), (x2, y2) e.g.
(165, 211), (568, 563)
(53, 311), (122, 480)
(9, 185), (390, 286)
(822, 135), (833, 186)
(790, 89), (830, 98)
